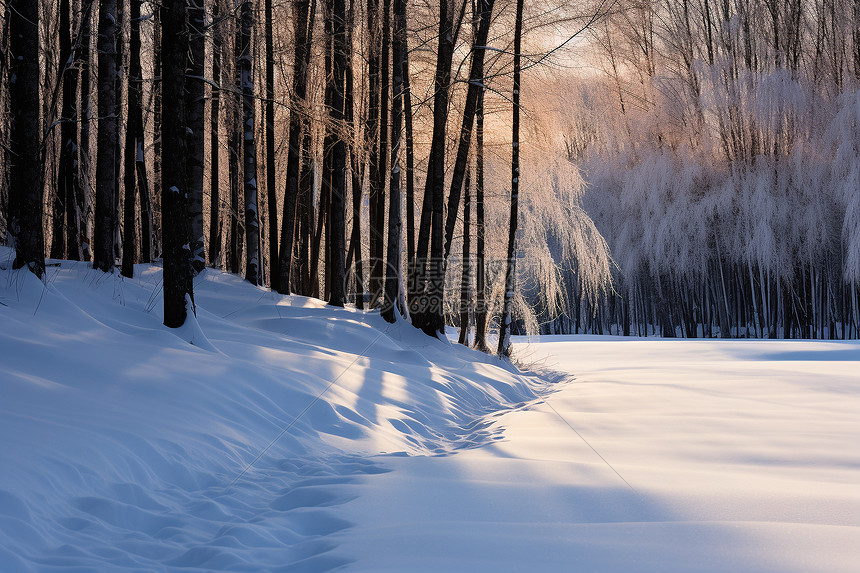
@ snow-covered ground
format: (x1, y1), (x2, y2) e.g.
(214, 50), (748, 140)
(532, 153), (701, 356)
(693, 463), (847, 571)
(1, 249), (858, 572)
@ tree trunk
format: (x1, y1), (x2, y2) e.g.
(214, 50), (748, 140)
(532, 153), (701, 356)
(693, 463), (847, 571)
(8, 0), (46, 277)
(278, 0), (312, 294)
(229, 12), (242, 275)
(161, 0), (193, 327)
(152, 7), (162, 259)
(443, 0), (494, 260)
(382, 0), (406, 323)
(327, 0), (348, 307)
(366, 0), (382, 305)
(59, 0), (88, 261)
(497, 0), (523, 357)
(187, 0), (206, 273)
(412, 0), (454, 337)
(473, 88), (488, 351)
(403, 44), (415, 271)
(133, 0), (152, 264)
(297, 77), (315, 295)
(78, 1), (94, 262)
(264, 0), (279, 287)
(123, 0), (148, 277)
(457, 163), (471, 344)
(240, 0), (260, 285)
(209, 0), (222, 267)
(53, 0), (72, 260)
(93, 0), (118, 272)
(346, 0), (364, 308)
(323, 2), (334, 301)
(121, 4), (137, 280)
(374, 0), (391, 305)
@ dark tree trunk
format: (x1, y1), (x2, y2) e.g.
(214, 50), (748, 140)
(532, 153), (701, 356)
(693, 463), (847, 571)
(264, 0), (279, 287)
(443, 0), (494, 260)
(365, 0), (382, 305)
(457, 163), (471, 345)
(382, 0), (406, 323)
(498, 0), (524, 357)
(121, 43), (137, 280)
(8, 0), (45, 277)
(295, 0), (316, 296)
(240, 0), (260, 285)
(161, 0), (194, 327)
(187, 0), (206, 273)
(411, 0), (454, 337)
(209, 0), (222, 267)
(79, 1), (94, 262)
(329, 0), (348, 307)
(473, 88), (488, 351)
(278, 0), (312, 294)
(94, 0), (118, 272)
(0, 2), (7, 242)
(152, 7), (162, 259)
(114, 0), (124, 266)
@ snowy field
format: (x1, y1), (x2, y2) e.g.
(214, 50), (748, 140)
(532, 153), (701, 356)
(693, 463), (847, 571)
(1, 250), (858, 572)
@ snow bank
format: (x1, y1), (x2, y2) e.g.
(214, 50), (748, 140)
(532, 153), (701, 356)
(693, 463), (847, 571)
(0, 248), (541, 572)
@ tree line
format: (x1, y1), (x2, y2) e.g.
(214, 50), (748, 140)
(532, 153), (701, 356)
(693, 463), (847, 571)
(541, 0), (860, 339)
(2, 0), (574, 354)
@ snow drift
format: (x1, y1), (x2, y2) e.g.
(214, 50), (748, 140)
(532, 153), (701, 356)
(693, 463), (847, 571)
(0, 248), (542, 572)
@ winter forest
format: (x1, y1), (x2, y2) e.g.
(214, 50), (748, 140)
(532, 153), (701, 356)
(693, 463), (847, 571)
(2, 1), (860, 571)
(2, 0), (859, 343)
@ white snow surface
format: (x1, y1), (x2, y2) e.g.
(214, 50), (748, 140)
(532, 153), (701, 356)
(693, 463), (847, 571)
(1, 249), (858, 572)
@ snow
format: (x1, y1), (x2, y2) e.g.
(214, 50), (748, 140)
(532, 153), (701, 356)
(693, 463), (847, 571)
(336, 336), (860, 572)
(1, 248), (858, 571)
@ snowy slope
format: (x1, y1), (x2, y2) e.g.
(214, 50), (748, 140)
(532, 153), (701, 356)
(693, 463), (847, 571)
(0, 248), (542, 572)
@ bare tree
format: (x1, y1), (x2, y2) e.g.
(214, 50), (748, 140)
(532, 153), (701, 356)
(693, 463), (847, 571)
(264, 0), (278, 287)
(382, 0), (407, 323)
(328, 0), (348, 306)
(443, 0), (495, 260)
(7, 0), (46, 277)
(278, 0), (313, 294)
(497, 0), (523, 357)
(239, 0), (260, 285)
(457, 162), (472, 344)
(411, 0), (456, 337)
(209, 0), (223, 267)
(187, 0), (206, 273)
(93, 0), (118, 272)
(161, 0), (194, 327)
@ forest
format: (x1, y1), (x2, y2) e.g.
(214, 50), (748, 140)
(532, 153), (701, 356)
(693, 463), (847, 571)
(1, 0), (858, 344)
